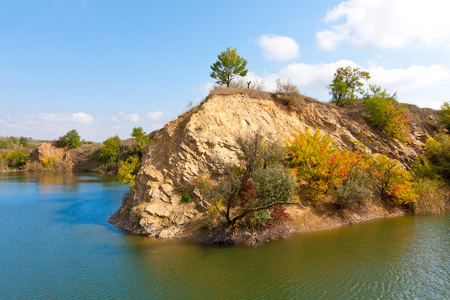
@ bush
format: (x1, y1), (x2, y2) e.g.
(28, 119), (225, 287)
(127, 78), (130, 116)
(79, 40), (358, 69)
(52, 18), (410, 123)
(99, 136), (121, 163)
(369, 154), (417, 205)
(180, 194), (192, 203)
(4, 148), (31, 168)
(0, 140), (8, 149)
(59, 129), (83, 148)
(335, 167), (374, 209)
(275, 79), (303, 107)
(285, 129), (359, 202)
(117, 155), (140, 186)
(422, 131), (450, 180)
(439, 101), (450, 125)
(412, 179), (450, 215)
(193, 132), (298, 226)
(363, 85), (410, 142)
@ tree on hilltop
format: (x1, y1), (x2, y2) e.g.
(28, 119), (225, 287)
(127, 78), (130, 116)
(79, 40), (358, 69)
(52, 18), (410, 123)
(329, 66), (370, 107)
(59, 129), (83, 148)
(210, 47), (248, 87)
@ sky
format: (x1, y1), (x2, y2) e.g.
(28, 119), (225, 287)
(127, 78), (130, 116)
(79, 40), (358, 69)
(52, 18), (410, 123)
(1, 0), (450, 142)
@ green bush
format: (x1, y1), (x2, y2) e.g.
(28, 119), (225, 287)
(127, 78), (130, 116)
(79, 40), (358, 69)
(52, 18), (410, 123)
(0, 140), (8, 149)
(335, 167), (374, 209)
(439, 101), (450, 125)
(422, 131), (450, 180)
(363, 85), (410, 142)
(59, 129), (83, 148)
(180, 194), (192, 203)
(99, 136), (121, 163)
(4, 148), (31, 168)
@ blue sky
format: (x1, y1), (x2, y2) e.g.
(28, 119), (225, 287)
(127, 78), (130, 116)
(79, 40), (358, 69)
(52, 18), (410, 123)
(1, 0), (449, 141)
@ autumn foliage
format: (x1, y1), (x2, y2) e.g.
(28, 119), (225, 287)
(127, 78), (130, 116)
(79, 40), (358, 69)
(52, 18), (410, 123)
(364, 85), (410, 142)
(285, 129), (360, 201)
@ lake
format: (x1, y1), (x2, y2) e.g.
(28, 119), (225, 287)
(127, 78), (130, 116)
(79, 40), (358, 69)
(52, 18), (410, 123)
(1, 173), (449, 299)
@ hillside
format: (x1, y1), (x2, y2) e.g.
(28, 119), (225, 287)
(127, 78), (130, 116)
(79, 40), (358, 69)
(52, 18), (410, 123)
(109, 88), (441, 243)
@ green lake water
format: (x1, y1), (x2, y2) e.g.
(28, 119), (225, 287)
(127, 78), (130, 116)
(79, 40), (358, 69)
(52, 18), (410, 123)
(0, 173), (449, 299)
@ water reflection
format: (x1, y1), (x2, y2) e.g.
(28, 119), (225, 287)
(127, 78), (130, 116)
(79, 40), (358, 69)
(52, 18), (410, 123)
(0, 173), (448, 299)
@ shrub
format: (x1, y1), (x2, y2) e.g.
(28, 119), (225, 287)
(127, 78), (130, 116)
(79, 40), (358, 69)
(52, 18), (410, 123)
(422, 132), (450, 180)
(42, 155), (58, 169)
(412, 179), (450, 215)
(117, 155), (140, 186)
(0, 157), (8, 170)
(99, 136), (121, 163)
(369, 155), (417, 205)
(335, 166), (374, 209)
(59, 129), (83, 148)
(9, 136), (18, 145)
(193, 132), (298, 226)
(4, 148), (31, 168)
(363, 85), (410, 142)
(285, 129), (359, 201)
(180, 194), (192, 204)
(439, 101), (450, 125)
(275, 79), (303, 107)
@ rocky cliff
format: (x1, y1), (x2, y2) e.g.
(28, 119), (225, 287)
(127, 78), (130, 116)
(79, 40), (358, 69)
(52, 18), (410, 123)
(109, 89), (437, 239)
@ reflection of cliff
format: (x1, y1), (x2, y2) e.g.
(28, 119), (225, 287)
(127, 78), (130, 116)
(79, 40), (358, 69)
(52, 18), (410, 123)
(109, 89), (438, 239)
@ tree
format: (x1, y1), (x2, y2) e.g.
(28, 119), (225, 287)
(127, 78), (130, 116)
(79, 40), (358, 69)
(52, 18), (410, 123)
(99, 136), (121, 163)
(210, 47), (248, 87)
(439, 101), (450, 125)
(329, 66), (370, 107)
(59, 129), (83, 148)
(131, 127), (151, 152)
(193, 132), (300, 226)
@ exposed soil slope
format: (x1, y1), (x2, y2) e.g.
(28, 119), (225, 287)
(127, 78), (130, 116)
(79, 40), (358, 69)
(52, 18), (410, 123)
(109, 89), (439, 240)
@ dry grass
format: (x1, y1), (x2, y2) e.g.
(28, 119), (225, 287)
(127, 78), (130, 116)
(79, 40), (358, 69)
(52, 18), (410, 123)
(208, 87), (274, 101)
(413, 179), (450, 215)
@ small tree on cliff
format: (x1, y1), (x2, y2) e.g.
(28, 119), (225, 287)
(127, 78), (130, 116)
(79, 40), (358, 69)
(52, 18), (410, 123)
(439, 101), (450, 126)
(59, 129), (83, 148)
(329, 66), (370, 107)
(210, 47), (248, 87)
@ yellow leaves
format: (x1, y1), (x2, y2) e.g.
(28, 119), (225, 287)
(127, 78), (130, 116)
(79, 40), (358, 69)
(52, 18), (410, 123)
(370, 154), (417, 205)
(286, 128), (360, 201)
(117, 156), (140, 186)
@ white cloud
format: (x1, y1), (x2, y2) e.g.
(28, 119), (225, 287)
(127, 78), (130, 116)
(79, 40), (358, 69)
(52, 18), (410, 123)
(265, 59), (358, 92)
(316, 0), (450, 49)
(37, 112), (95, 124)
(369, 65), (450, 92)
(145, 111), (163, 120)
(257, 35), (300, 61)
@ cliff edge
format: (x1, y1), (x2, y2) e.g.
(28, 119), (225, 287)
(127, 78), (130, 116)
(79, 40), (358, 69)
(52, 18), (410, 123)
(109, 89), (436, 240)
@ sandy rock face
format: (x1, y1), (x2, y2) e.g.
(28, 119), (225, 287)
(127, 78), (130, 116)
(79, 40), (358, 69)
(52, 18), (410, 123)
(29, 141), (73, 168)
(108, 91), (431, 238)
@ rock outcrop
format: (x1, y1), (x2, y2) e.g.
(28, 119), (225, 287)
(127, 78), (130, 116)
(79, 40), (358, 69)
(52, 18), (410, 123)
(109, 89), (437, 238)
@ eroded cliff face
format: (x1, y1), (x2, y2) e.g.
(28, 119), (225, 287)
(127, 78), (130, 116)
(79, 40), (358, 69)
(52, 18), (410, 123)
(108, 90), (433, 238)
